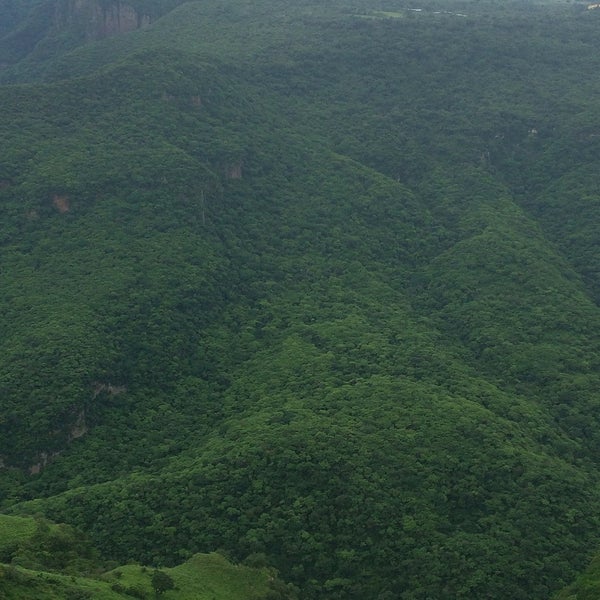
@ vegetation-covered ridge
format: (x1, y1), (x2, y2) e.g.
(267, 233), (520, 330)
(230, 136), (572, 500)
(0, 513), (287, 599)
(1, 0), (600, 598)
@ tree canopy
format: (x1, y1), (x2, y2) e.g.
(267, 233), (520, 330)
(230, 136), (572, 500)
(1, 0), (600, 598)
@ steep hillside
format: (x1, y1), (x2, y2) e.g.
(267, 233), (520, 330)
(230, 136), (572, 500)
(2, 1), (600, 599)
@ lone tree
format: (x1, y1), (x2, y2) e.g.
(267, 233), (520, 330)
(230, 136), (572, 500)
(151, 569), (175, 596)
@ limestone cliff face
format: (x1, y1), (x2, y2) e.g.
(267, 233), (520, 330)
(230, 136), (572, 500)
(54, 0), (151, 40)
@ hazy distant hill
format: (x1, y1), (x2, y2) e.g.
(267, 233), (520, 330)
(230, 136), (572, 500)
(1, 1), (600, 598)
(0, 0), (186, 70)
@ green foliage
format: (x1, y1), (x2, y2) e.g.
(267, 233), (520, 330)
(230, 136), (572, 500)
(2, 0), (600, 599)
(0, 551), (272, 599)
(151, 570), (174, 596)
(555, 553), (600, 600)
(0, 515), (38, 559)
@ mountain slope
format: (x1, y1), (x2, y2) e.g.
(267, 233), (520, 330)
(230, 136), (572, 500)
(1, 1), (600, 599)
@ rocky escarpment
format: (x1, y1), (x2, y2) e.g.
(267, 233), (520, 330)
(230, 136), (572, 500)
(54, 0), (152, 40)
(0, 0), (184, 72)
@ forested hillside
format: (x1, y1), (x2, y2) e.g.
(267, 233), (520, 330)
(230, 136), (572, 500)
(1, 0), (600, 598)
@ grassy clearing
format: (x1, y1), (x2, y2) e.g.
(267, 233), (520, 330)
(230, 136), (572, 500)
(0, 564), (123, 600)
(353, 10), (406, 19)
(0, 514), (37, 552)
(104, 553), (270, 599)
(0, 553), (271, 600)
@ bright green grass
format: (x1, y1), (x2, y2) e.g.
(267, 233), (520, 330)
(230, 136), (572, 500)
(0, 553), (271, 600)
(105, 553), (270, 599)
(0, 564), (123, 600)
(0, 514), (37, 552)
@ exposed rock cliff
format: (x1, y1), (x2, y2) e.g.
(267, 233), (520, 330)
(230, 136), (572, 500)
(54, 0), (152, 40)
(0, 0), (184, 72)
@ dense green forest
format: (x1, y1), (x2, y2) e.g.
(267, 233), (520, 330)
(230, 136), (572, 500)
(1, 0), (600, 598)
